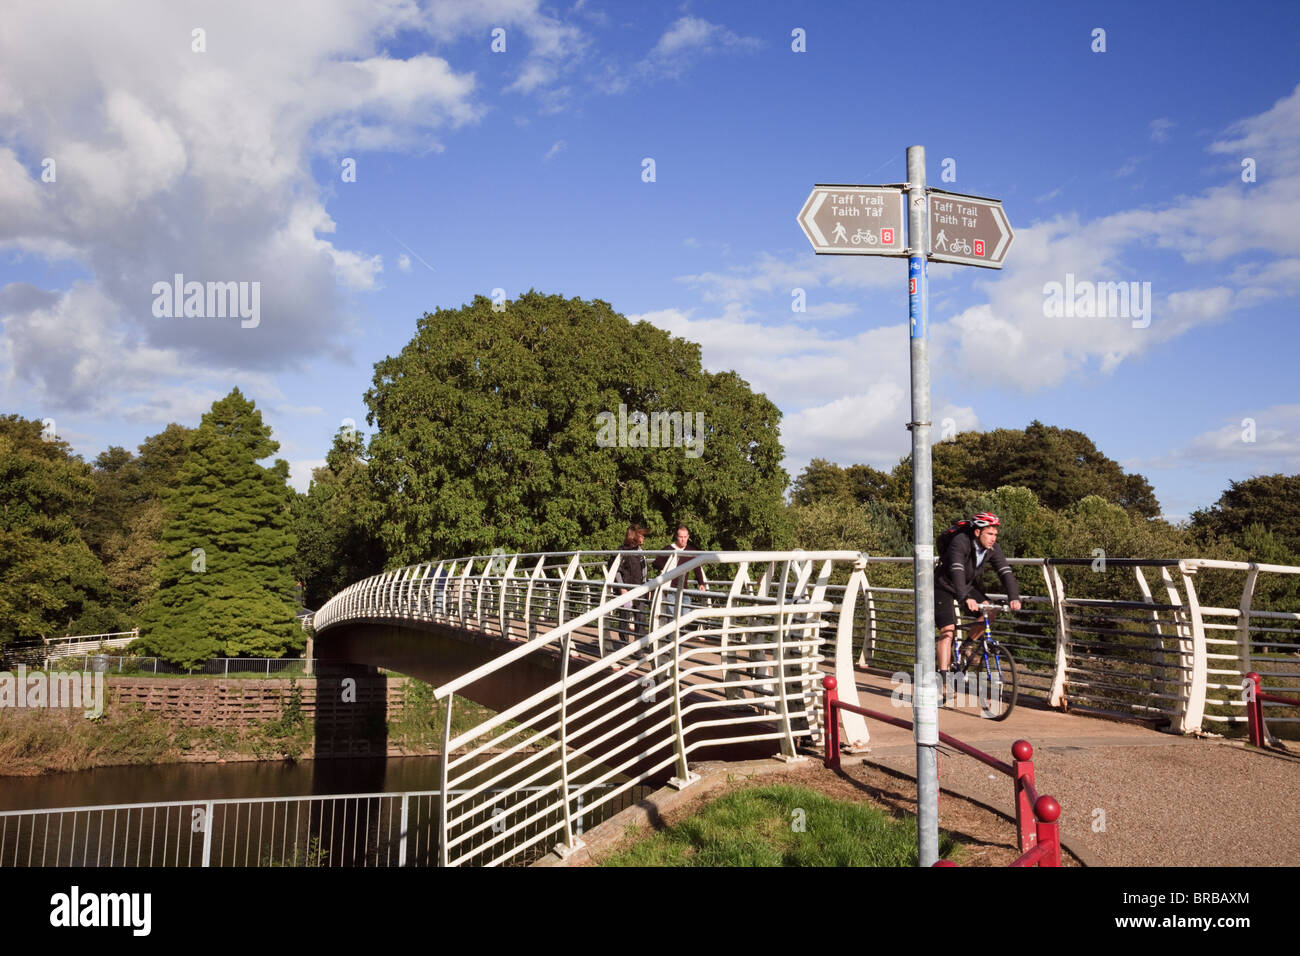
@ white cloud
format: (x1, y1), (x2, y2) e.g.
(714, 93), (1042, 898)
(289, 458), (328, 493)
(1150, 118), (1175, 143)
(1114, 156), (1142, 178)
(630, 16), (761, 83)
(636, 86), (1300, 476)
(679, 251), (895, 307)
(544, 139), (567, 161)
(0, 0), (500, 415)
(648, 16), (761, 61)
(939, 83), (1300, 392)
(635, 303), (980, 479)
(1166, 406), (1300, 469)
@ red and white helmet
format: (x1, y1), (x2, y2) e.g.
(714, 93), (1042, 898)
(970, 512), (1001, 528)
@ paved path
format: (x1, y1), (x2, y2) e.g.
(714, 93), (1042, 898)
(839, 669), (1300, 866)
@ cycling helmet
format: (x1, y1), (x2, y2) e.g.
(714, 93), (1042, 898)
(970, 512), (1001, 528)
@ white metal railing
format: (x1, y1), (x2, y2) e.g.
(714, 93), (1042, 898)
(315, 549), (863, 866)
(311, 550), (1300, 863)
(313, 551), (1300, 735)
(42, 630), (139, 661)
(843, 556), (1300, 734)
(0, 785), (625, 868)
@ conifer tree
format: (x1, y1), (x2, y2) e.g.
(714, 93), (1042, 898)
(137, 390), (300, 667)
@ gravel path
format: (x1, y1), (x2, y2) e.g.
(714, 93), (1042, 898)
(866, 739), (1300, 866)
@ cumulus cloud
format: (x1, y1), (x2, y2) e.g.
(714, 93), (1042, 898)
(941, 84), (1300, 392)
(1152, 406), (1300, 470)
(615, 16), (762, 86)
(0, 0), (593, 424)
(636, 87), (1300, 480)
(0, 0), (497, 417)
(634, 302), (981, 480)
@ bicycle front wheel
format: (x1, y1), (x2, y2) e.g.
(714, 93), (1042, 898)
(981, 644), (1018, 720)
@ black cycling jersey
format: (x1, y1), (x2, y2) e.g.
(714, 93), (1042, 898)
(935, 531), (1021, 605)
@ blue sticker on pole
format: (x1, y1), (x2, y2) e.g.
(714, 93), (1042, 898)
(908, 256), (926, 339)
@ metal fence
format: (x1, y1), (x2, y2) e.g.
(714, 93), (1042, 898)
(40, 656), (317, 677)
(0, 784), (635, 868)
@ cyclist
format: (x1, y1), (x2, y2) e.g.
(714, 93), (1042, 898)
(935, 512), (1022, 676)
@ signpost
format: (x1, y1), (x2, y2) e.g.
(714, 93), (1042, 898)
(797, 153), (1014, 868)
(927, 189), (1014, 268)
(797, 185), (907, 256)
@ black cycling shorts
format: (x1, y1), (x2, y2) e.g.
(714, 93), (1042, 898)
(934, 588), (983, 630)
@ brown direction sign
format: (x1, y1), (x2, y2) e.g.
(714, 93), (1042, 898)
(927, 189), (1013, 268)
(797, 185), (907, 256)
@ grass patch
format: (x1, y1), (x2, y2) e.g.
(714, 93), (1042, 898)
(601, 784), (960, 867)
(387, 679), (543, 753)
(0, 702), (176, 774)
(388, 680), (496, 750)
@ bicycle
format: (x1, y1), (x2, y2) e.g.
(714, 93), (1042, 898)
(948, 602), (1018, 720)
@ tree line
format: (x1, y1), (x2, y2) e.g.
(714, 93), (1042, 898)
(2, 292), (1295, 664)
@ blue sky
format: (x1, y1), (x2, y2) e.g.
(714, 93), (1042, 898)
(2, 0), (1299, 523)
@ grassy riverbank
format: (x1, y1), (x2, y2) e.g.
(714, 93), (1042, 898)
(0, 679), (497, 776)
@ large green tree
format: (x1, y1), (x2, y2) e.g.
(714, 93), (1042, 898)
(892, 421), (1161, 518)
(292, 427), (386, 609)
(136, 391), (300, 667)
(87, 424), (194, 615)
(1191, 474), (1300, 558)
(365, 292), (788, 562)
(0, 416), (123, 644)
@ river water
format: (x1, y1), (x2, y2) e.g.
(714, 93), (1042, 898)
(0, 756), (445, 812)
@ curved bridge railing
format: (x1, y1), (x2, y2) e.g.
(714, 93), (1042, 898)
(311, 551), (1298, 865)
(312, 552), (1300, 737)
(315, 550), (869, 865)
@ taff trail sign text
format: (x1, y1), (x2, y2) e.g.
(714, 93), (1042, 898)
(797, 185), (907, 256)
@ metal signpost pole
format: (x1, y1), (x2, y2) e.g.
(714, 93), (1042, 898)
(906, 145), (939, 867)
(796, 156), (1011, 869)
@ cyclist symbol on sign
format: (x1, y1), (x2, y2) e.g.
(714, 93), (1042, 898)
(850, 228), (877, 245)
(949, 237), (972, 255)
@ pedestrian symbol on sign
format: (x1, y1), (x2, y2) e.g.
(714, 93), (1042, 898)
(974, 239), (985, 257)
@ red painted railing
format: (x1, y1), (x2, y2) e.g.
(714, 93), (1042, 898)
(1245, 671), (1300, 748)
(821, 675), (1061, 867)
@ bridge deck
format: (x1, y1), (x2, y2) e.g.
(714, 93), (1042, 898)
(842, 667), (1300, 866)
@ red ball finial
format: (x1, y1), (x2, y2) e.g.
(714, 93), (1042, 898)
(932, 859), (958, 867)
(822, 674), (837, 691)
(1011, 739), (1033, 761)
(1035, 796), (1061, 823)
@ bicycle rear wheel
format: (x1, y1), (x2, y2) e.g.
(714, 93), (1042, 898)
(980, 644), (1018, 720)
